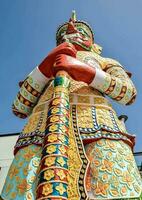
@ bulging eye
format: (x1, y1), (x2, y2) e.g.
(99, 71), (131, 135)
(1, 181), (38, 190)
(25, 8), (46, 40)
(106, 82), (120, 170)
(78, 28), (84, 34)
(78, 28), (89, 39)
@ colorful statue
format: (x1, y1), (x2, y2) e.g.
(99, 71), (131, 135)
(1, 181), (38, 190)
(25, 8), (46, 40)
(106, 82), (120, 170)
(1, 11), (142, 200)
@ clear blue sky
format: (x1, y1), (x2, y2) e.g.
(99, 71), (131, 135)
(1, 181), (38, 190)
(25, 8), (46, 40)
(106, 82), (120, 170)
(0, 0), (142, 152)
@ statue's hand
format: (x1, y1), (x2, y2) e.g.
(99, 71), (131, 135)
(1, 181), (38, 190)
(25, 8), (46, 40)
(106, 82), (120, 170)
(53, 54), (96, 84)
(38, 42), (77, 78)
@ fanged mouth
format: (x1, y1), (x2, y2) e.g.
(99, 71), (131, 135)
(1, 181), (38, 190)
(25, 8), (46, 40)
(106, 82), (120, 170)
(63, 34), (91, 51)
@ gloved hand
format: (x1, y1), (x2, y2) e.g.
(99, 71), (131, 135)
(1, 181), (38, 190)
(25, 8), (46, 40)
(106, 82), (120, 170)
(38, 42), (77, 78)
(53, 54), (96, 84)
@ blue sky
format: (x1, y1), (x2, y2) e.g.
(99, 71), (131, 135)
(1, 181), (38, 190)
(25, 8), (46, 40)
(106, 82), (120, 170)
(0, 0), (142, 152)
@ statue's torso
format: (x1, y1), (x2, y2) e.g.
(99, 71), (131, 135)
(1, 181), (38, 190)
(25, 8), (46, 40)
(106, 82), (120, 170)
(22, 51), (131, 144)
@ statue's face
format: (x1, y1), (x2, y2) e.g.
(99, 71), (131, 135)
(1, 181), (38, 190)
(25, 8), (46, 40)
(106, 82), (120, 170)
(61, 26), (93, 51)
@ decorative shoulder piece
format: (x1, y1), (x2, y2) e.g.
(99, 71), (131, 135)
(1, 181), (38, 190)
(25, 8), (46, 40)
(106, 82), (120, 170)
(103, 57), (124, 71)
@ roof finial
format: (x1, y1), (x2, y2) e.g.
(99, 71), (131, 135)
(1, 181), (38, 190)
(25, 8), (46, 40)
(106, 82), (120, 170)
(71, 10), (77, 21)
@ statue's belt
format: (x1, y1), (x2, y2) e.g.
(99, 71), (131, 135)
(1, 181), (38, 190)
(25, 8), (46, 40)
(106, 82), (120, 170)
(33, 94), (114, 113)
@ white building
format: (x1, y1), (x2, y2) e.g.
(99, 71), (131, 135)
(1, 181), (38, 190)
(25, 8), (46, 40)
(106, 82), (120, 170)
(0, 133), (19, 193)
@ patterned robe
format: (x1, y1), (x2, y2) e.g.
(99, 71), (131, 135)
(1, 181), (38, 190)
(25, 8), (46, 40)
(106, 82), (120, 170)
(1, 51), (142, 200)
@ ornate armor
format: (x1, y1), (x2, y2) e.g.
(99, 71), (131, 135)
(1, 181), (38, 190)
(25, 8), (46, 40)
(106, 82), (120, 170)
(1, 11), (142, 200)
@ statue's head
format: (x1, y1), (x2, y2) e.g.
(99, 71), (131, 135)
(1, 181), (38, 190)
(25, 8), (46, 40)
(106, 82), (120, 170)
(56, 11), (102, 54)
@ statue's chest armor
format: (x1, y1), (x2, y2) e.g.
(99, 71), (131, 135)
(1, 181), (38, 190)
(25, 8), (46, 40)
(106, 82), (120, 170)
(76, 51), (105, 70)
(68, 51), (106, 93)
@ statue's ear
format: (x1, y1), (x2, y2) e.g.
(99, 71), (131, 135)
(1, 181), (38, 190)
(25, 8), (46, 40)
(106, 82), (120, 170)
(92, 43), (102, 54)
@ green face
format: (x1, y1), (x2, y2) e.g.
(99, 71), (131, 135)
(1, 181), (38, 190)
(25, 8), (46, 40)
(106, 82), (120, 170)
(62, 30), (92, 51)
(56, 22), (94, 47)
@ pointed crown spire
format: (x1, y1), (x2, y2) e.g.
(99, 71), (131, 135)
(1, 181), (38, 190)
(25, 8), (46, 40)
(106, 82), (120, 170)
(71, 10), (77, 22)
(66, 10), (78, 34)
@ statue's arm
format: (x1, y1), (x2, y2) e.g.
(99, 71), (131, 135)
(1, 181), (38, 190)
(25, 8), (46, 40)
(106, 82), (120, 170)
(12, 67), (50, 118)
(12, 42), (77, 118)
(90, 60), (137, 105)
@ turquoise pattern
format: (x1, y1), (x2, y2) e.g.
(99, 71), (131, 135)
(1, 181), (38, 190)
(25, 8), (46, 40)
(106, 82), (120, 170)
(85, 139), (142, 199)
(1, 145), (42, 200)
